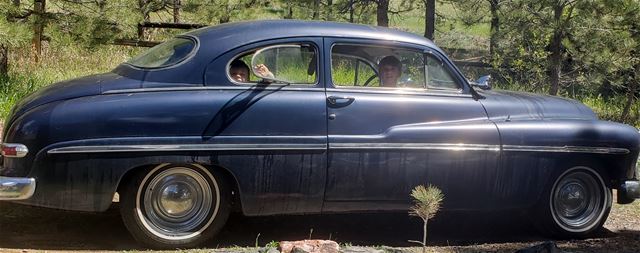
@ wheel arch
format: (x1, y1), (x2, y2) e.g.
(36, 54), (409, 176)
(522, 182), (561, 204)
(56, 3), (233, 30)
(115, 160), (244, 214)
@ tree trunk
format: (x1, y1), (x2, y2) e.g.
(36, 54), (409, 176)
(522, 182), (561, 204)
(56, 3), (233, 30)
(547, 4), (563, 96)
(138, 0), (150, 39)
(32, 0), (45, 63)
(173, 0), (180, 23)
(312, 0), (320, 19)
(326, 0), (333, 21)
(0, 44), (8, 77)
(489, 0), (499, 57)
(376, 0), (389, 27)
(348, 0), (354, 23)
(284, 3), (293, 19)
(424, 0), (435, 40)
(621, 66), (638, 122)
(422, 220), (427, 253)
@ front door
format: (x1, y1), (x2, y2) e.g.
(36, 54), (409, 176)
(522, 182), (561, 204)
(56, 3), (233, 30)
(322, 40), (501, 211)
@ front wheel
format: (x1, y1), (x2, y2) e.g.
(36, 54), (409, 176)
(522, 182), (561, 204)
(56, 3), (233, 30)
(120, 163), (230, 249)
(537, 166), (612, 238)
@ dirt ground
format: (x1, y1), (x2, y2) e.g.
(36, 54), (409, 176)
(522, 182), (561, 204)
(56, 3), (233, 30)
(0, 196), (639, 253)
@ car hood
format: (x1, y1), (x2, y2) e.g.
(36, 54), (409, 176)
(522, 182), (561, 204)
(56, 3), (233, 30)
(478, 90), (597, 121)
(6, 72), (141, 128)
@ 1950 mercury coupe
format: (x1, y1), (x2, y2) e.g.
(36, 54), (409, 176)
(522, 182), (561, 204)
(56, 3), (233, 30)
(1, 20), (639, 249)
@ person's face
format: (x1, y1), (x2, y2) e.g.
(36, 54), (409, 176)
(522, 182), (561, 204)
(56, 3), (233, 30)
(230, 67), (249, 82)
(379, 64), (401, 87)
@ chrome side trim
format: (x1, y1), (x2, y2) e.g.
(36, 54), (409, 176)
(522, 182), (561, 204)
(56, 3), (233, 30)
(503, 145), (630, 154)
(329, 143), (500, 151)
(48, 143), (328, 154)
(0, 176), (36, 200)
(103, 86), (323, 94)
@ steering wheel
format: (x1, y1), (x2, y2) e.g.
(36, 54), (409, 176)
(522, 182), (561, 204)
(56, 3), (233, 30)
(362, 74), (378, 87)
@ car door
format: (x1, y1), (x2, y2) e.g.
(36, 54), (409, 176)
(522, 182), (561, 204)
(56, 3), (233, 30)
(202, 38), (328, 215)
(322, 39), (501, 211)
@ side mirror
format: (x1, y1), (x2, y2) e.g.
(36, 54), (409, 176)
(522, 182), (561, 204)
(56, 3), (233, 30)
(470, 75), (491, 90)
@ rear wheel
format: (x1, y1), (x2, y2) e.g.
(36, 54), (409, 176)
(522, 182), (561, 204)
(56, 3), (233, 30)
(538, 166), (612, 237)
(120, 163), (230, 249)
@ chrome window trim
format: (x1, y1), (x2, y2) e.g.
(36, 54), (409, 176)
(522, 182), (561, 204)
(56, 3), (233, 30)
(325, 88), (472, 98)
(48, 143), (328, 154)
(102, 86), (324, 95)
(502, 145), (630, 154)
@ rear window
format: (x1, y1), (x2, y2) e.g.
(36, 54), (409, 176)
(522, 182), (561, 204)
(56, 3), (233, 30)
(127, 37), (196, 68)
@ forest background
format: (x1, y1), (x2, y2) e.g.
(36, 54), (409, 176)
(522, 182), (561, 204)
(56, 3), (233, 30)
(0, 0), (638, 127)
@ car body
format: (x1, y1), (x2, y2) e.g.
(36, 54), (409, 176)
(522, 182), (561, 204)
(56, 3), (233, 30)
(1, 20), (639, 248)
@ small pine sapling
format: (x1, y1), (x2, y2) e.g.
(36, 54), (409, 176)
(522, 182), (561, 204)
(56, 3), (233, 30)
(408, 185), (444, 253)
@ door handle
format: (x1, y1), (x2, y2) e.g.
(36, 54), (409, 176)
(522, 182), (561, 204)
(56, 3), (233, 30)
(327, 96), (355, 105)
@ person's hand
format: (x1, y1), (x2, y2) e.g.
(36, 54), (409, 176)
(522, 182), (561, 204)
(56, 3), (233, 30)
(253, 64), (275, 79)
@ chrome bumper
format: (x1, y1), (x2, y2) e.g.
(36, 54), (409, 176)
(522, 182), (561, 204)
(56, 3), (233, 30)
(0, 176), (36, 200)
(620, 180), (640, 199)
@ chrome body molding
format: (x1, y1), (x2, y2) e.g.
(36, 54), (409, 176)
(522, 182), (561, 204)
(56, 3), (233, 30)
(0, 176), (36, 200)
(48, 143), (328, 154)
(329, 143), (501, 151)
(503, 145), (630, 154)
(47, 142), (632, 154)
(102, 86), (323, 94)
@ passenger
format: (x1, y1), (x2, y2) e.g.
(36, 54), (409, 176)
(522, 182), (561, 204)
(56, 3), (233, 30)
(378, 56), (402, 87)
(253, 64), (275, 80)
(229, 60), (250, 82)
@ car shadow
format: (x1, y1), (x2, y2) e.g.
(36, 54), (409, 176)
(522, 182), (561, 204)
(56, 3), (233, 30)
(0, 202), (621, 251)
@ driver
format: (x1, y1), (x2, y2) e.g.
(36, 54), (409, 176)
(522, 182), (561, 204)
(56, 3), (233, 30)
(378, 56), (402, 87)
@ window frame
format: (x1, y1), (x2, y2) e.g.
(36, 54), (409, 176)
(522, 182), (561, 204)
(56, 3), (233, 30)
(125, 35), (199, 70)
(326, 39), (468, 94)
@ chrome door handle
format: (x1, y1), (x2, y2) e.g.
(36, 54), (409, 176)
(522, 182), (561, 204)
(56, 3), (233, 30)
(327, 96), (355, 105)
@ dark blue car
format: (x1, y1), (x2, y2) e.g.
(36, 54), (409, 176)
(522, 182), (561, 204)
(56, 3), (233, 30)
(1, 20), (639, 249)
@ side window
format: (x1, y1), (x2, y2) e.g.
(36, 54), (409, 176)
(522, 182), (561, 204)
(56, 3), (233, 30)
(425, 54), (459, 89)
(228, 43), (317, 85)
(331, 54), (378, 86)
(331, 44), (425, 89)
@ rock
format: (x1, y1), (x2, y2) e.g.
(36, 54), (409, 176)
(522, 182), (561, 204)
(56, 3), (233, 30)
(515, 241), (562, 253)
(258, 247), (280, 253)
(340, 246), (385, 253)
(280, 240), (340, 253)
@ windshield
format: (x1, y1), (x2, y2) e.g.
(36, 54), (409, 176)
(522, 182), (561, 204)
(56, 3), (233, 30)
(127, 37), (196, 68)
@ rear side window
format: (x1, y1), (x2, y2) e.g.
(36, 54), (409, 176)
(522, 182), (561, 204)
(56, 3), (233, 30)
(127, 37), (196, 68)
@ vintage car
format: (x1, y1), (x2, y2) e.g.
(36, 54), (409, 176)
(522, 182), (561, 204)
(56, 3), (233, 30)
(0, 20), (639, 249)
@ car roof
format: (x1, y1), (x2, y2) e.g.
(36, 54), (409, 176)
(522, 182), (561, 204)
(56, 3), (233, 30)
(114, 20), (447, 86)
(186, 19), (437, 49)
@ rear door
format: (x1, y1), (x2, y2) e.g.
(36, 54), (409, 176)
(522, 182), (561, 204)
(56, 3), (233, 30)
(322, 39), (501, 211)
(202, 37), (328, 215)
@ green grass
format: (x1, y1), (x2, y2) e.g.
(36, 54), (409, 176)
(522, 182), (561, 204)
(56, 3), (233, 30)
(0, 44), (141, 120)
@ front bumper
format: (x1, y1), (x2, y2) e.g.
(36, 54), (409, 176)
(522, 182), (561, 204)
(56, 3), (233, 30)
(0, 176), (36, 200)
(618, 180), (640, 204)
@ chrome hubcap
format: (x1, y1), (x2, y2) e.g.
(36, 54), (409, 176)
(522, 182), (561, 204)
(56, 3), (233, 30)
(552, 169), (605, 232)
(159, 182), (195, 217)
(140, 166), (215, 237)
